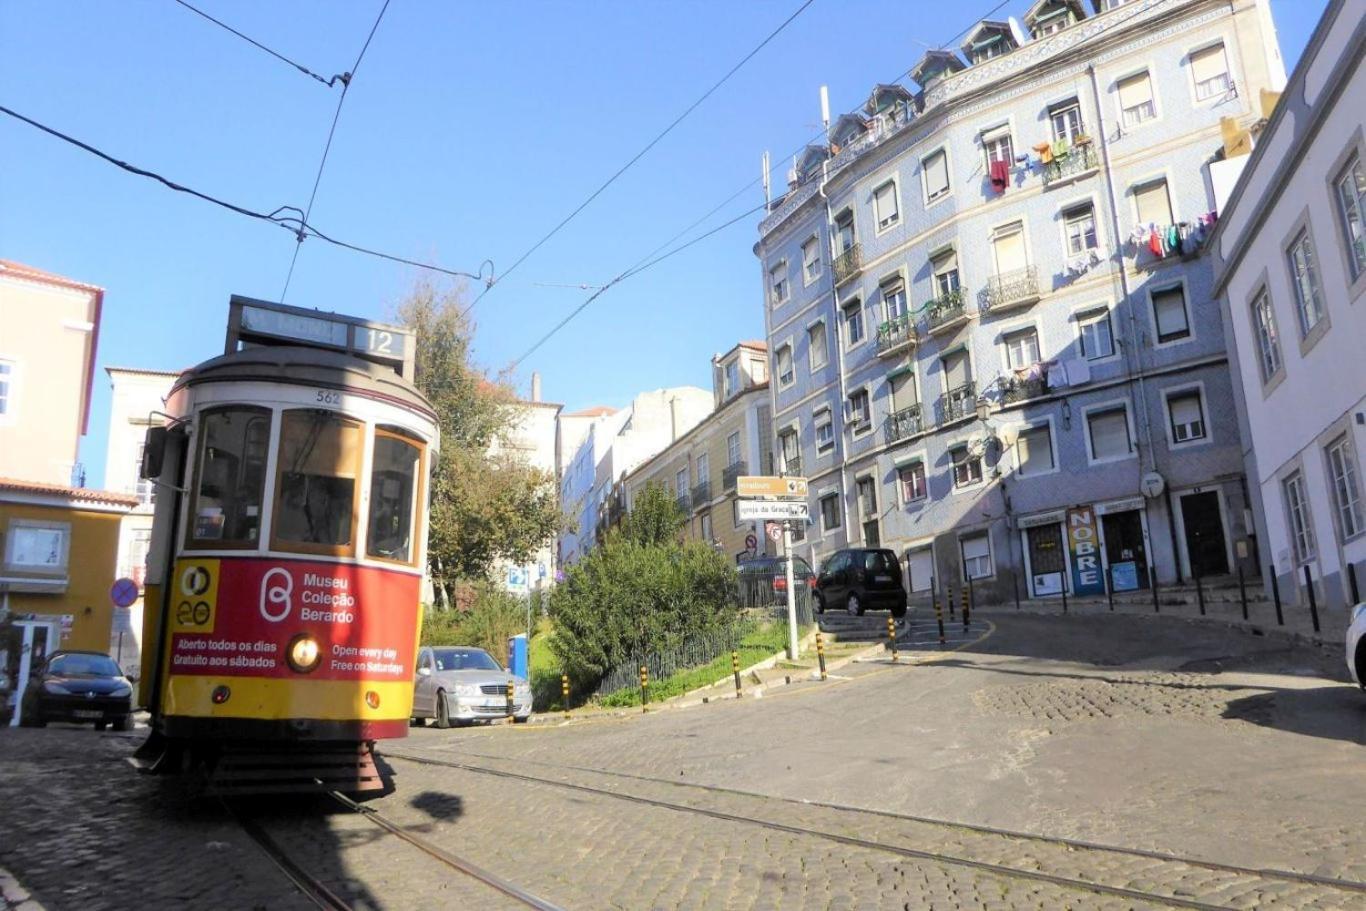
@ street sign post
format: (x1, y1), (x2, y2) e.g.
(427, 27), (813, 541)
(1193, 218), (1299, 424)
(736, 500), (810, 522)
(781, 522), (798, 660)
(737, 476), (808, 498)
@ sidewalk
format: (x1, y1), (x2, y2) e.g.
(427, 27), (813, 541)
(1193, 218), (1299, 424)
(0, 869), (44, 911)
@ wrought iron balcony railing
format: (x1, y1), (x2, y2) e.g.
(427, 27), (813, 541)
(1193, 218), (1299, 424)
(1042, 142), (1098, 187)
(780, 454), (801, 476)
(875, 314), (918, 356)
(722, 461), (747, 491)
(885, 404), (924, 444)
(1001, 375), (1046, 404)
(690, 480), (711, 505)
(983, 265), (1042, 313)
(832, 243), (862, 284)
(675, 493), (692, 513)
(925, 289), (967, 334)
(937, 382), (976, 424)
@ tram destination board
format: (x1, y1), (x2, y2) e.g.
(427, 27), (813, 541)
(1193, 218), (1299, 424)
(227, 295), (415, 378)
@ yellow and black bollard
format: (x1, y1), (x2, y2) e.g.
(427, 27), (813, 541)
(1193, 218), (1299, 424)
(731, 650), (742, 697)
(934, 594), (946, 645)
(961, 586), (970, 631)
(561, 674), (570, 721)
(639, 665), (649, 713)
(506, 678), (514, 719)
(947, 586), (956, 621)
(887, 616), (898, 663)
(815, 632), (828, 681)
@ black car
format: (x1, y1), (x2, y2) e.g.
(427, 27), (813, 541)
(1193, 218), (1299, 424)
(737, 556), (816, 607)
(19, 650), (133, 731)
(815, 549), (907, 618)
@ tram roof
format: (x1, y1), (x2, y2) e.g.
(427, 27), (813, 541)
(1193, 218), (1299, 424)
(172, 345), (437, 420)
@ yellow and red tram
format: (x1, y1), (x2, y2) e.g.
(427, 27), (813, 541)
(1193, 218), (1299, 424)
(137, 298), (438, 792)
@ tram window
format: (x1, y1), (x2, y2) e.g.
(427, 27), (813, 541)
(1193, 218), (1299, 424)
(273, 410), (363, 553)
(188, 407), (270, 547)
(367, 429), (423, 563)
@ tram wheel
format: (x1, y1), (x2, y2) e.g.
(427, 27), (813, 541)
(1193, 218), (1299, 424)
(434, 691), (452, 729)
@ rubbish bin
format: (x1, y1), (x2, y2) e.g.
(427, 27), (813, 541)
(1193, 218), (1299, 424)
(506, 634), (528, 679)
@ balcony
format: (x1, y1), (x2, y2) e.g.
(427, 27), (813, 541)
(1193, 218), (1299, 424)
(675, 492), (692, 514)
(875, 314), (919, 357)
(722, 461), (747, 492)
(780, 454), (801, 476)
(982, 265), (1042, 315)
(1001, 375), (1047, 405)
(925, 290), (968, 336)
(936, 382), (976, 425)
(885, 404), (924, 444)
(832, 243), (862, 285)
(1042, 141), (1098, 188)
(690, 480), (711, 506)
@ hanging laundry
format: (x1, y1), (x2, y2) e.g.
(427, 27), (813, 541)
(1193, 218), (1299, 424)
(1167, 224), (1180, 254)
(1033, 141), (1053, 164)
(1149, 231), (1164, 257)
(989, 159), (1010, 193)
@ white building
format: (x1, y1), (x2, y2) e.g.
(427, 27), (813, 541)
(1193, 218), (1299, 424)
(1210, 0), (1366, 612)
(489, 373), (562, 594)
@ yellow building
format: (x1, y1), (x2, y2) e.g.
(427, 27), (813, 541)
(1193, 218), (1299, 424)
(624, 342), (775, 562)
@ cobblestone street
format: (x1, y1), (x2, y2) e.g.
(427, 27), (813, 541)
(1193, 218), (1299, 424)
(1, 612), (1363, 909)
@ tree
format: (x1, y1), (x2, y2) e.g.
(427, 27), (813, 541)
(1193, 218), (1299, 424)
(620, 482), (685, 546)
(396, 281), (562, 603)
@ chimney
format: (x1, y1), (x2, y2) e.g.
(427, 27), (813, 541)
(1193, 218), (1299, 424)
(670, 395), (682, 441)
(530, 372), (542, 403)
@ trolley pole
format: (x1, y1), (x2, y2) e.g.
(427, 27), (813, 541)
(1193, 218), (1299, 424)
(782, 521), (799, 660)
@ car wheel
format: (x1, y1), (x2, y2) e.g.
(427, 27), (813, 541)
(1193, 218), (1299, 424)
(513, 715), (529, 724)
(891, 605), (907, 620)
(95, 721), (107, 732)
(434, 691), (452, 729)
(814, 593), (825, 615)
(113, 716), (130, 732)
(847, 593), (863, 617)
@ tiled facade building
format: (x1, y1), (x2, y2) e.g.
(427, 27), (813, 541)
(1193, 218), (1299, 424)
(755, 0), (1286, 603)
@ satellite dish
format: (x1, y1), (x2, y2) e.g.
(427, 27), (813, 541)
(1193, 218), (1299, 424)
(1141, 471), (1166, 499)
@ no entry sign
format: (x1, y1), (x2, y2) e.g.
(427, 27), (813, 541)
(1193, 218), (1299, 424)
(110, 577), (139, 608)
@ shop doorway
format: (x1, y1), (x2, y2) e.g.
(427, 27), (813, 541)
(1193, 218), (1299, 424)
(6, 618), (58, 727)
(1180, 491), (1229, 578)
(1026, 523), (1066, 596)
(1101, 510), (1148, 590)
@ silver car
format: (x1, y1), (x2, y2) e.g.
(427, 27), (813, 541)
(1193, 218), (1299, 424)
(412, 646), (532, 727)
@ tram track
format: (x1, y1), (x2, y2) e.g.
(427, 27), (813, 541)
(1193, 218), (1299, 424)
(383, 747), (1366, 911)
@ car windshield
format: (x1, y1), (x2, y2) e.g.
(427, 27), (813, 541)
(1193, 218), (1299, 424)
(47, 654), (121, 677)
(864, 551), (897, 573)
(432, 648), (501, 672)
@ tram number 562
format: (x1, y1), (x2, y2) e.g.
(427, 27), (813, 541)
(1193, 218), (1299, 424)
(315, 389), (341, 405)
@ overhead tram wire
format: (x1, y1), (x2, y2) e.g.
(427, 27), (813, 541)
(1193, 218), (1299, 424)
(462, 0), (818, 317)
(0, 104), (493, 284)
(280, 0), (392, 303)
(172, 0), (346, 87)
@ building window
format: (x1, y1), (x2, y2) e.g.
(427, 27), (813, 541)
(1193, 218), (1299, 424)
(1190, 43), (1231, 100)
(890, 370), (917, 413)
(791, 517), (806, 543)
(1283, 472), (1315, 563)
(776, 344), (794, 387)
(835, 212), (856, 254)
(848, 389), (870, 433)
(961, 532), (993, 580)
(1087, 406), (1132, 461)
(1167, 390), (1207, 444)
(1334, 153), (1366, 280)
(899, 462), (927, 503)
(697, 453), (710, 486)
(733, 500), (743, 528)
(951, 446), (983, 488)
(1327, 436), (1364, 540)
(808, 321), (828, 370)
(1134, 179), (1173, 227)
(882, 278), (908, 322)
(923, 149), (950, 202)
(1152, 285), (1190, 343)
(700, 512), (712, 542)
(843, 298), (864, 346)
(723, 361), (739, 398)
(1064, 204), (1098, 255)
(856, 477), (878, 544)
(982, 128), (1013, 168)
(1003, 328), (1040, 371)
(1118, 71), (1156, 128)
(815, 409), (834, 454)
(726, 431), (741, 467)
(820, 493), (841, 532)
(1250, 288), (1282, 382)
(3, 519), (71, 573)
(189, 406), (270, 547)
(1077, 308), (1115, 360)
(0, 358), (12, 417)
(769, 261), (789, 306)
(675, 467), (689, 498)
(1050, 100), (1085, 142)
(992, 221), (1028, 276)
(873, 180), (900, 230)
(1287, 228), (1326, 336)
(802, 236), (822, 282)
(1016, 424), (1055, 476)
(932, 249), (960, 298)
(778, 431), (798, 472)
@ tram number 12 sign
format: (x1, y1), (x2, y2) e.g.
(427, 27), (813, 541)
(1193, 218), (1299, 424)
(1066, 507), (1106, 596)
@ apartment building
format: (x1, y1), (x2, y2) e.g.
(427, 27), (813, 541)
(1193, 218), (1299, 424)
(1210, 0), (1365, 611)
(488, 373), (563, 593)
(623, 342), (773, 562)
(755, 0), (1285, 603)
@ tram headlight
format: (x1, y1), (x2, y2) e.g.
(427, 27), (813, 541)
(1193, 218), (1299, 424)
(286, 634), (322, 673)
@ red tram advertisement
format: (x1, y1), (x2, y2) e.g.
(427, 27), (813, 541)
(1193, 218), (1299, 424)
(135, 296), (438, 794)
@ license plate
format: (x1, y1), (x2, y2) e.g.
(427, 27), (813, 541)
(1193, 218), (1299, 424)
(74, 710), (103, 719)
(874, 574), (892, 583)
(482, 698), (506, 708)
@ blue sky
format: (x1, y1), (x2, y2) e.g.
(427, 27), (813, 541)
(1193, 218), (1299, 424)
(0, 0), (1327, 489)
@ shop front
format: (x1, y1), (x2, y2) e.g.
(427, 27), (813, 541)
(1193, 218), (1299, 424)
(1019, 499), (1152, 598)
(1095, 497), (1151, 591)
(1019, 511), (1067, 598)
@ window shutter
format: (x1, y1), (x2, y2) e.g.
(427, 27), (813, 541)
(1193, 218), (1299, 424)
(925, 152), (949, 196)
(933, 249), (958, 274)
(1153, 287), (1188, 338)
(1190, 44), (1227, 85)
(962, 534), (990, 562)
(1018, 426), (1053, 474)
(1089, 409), (1131, 459)
(875, 183), (898, 225)
(1135, 181), (1173, 225)
(890, 371), (917, 411)
(992, 225), (1028, 274)
(943, 351), (970, 388)
(1170, 393), (1204, 439)
(1117, 72), (1153, 109)
(907, 547), (933, 592)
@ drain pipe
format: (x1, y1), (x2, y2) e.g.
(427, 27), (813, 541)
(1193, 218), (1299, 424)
(820, 155), (855, 544)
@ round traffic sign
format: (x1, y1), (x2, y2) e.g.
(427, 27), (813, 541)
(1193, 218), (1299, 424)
(110, 577), (139, 608)
(766, 522), (782, 542)
(744, 534), (757, 551)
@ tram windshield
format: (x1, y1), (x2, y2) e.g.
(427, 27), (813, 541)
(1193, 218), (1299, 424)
(188, 407), (270, 546)
(273, 410), (362, 553)
(367, 429), (422, 563)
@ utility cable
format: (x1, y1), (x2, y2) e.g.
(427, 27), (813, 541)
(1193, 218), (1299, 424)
(281, 0), (391, 303)
(464, 0), (818, 317)
(172, 0), (346, 87)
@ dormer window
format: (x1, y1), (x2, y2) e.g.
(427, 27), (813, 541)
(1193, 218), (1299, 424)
(1026, 1), (1084, 40)
(723, 361), (740, 399)
(911, 50), (965, 91)
(963, 22), (1018, 66)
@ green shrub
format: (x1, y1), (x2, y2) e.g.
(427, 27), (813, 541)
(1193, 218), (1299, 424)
(422, 582), (529, 659)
